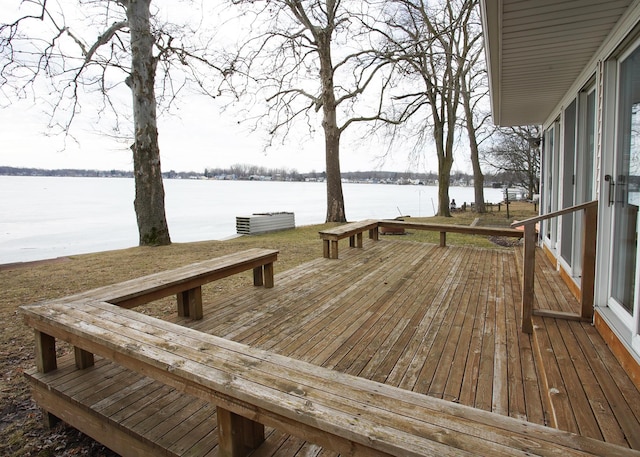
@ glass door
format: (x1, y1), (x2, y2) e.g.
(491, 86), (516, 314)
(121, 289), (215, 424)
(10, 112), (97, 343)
(609, 45), (640, 337)
(542, 120), (561, 248)
(571, 84), (597, 278)
(561, 100), (577, 265)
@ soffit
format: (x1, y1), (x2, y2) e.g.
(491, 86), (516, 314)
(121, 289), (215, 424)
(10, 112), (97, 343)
(482, 0), (632, 126)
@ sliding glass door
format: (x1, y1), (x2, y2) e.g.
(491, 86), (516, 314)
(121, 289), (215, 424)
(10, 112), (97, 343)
(608, 44), (640, 345)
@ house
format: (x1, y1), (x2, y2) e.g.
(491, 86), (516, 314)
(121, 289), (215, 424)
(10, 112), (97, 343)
(480, 0), (640, 384)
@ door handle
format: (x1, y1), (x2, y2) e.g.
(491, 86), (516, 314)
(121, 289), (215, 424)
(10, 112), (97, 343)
(605, 174), (615, 206)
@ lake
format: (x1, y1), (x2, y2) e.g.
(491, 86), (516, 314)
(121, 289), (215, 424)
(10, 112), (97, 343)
(0, 176), (504, 264)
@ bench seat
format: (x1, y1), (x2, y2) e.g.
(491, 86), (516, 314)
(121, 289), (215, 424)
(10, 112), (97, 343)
(22, 300), (639, 457)
(319, 220), (379, 258)
(50, 248), (278, 319)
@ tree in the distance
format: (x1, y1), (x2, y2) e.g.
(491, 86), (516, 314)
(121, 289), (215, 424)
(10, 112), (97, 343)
(458, 0), (490, 213)
(483, 125), (541, 200)
(0, 0), (228, 245)
(381, 0), (480, 216)
(228, 0), (400, 222)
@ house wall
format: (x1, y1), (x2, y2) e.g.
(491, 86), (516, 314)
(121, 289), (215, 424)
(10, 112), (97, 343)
(538, 1), (640, 369)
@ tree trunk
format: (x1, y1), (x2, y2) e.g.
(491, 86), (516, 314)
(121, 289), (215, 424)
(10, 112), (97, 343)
(461, 80), (485, 212)
(126, 0), (171, 246)
(438, 155), (454, 217)
(325, 131), (345, 222)
(318, 31), (346, 223)
(467, 118), (486, 213)
(471, 146), (486, 212)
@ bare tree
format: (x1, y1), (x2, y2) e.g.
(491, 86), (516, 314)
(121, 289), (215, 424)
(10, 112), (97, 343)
(459, 0), (491, 213)
(0, 0), (227, 245)
(381, 0), (479, 217)
(483, 126), (541, 200)
(228, 1), (399, 222)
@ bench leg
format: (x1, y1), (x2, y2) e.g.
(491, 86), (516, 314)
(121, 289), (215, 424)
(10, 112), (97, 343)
(330, 240), (339, 259)
(74, 347), (95, 369)
(41, 409), (60, 429)
(369, 228), (379, 241)
(217, 407), (265, 457)
(177, 287), (203, 320)
(356, 232), (363, 248)
(440, 231), (446, 247)
(264, 262), (274, 288)
(323, 239), (330, 258)
(349, 234), (356, 247)
(35, 330), (57, 373)
(253, 266), (264, 287)
(35, 331), (61, 429)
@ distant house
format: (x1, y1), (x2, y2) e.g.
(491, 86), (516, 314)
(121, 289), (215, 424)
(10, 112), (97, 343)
(480, 1), (640, 379)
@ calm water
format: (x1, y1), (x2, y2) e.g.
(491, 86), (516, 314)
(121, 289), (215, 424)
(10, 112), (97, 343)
(0, 176), (503, 264)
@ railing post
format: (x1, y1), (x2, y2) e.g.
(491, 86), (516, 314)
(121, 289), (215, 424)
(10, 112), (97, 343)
(521, 224), (536, 334)
(580, 202), (598, 320)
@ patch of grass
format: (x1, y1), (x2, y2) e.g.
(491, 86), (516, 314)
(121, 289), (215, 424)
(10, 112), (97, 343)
(0, 202), (538, 455)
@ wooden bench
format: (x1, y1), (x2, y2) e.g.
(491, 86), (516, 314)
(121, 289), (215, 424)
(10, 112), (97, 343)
(377, 220), (523, 247)
(55, 248), (279, 320)
(21, 300), (639, 457)
(318, 220), (379, 259)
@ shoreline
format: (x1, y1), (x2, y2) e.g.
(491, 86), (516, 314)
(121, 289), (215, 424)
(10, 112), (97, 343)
(0, 256), (70, 271)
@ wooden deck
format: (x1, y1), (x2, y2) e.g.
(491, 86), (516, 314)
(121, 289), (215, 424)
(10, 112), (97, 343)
(26, 238), (640, 456)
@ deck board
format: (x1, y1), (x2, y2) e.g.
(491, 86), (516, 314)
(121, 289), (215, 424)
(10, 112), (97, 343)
(25, 239), (640, 456)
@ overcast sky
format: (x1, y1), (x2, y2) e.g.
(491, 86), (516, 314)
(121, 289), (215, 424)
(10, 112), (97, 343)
(0, 92), (436, 174)
(0, 1), (473, 175)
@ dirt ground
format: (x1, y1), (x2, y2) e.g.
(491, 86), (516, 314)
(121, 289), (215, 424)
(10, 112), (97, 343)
(0, 203), (534, 456)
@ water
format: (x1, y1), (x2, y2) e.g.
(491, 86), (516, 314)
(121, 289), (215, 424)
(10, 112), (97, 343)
(0, 176), (503, 264)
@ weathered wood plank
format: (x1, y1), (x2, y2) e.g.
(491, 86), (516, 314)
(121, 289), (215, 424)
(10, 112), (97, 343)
(503, 250), (531, 423)
(532, 316), (579, 433)
(577, 322), (640, 448)
(550, 319), (603, 440)
(475, 249), (497, 411)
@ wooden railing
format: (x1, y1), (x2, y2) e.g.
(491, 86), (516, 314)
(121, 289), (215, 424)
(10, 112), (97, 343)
(511, 201), (598, 334)
(378, 220), (524, 247)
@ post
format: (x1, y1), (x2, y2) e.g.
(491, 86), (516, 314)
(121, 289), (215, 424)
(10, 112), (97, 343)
(35, 330), (60, 428)
(330, 240), (339, 259)
(35, 330), (57, 373)
(323, 239), (330, 258)
(177, 287), (203, 320)
(521, 224), (536, 334)
(440, 231), (446, 247)
(356, 232), (363, 248)
(74, 347), (95, 369)
(264, 262), (274, 289)
(580, 202), (598, 320)
(253, 266), (264, 287)
(217, 408), (264, 457)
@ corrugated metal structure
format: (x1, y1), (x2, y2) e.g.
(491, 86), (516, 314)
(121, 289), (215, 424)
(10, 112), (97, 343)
(236, 212), (295, 235)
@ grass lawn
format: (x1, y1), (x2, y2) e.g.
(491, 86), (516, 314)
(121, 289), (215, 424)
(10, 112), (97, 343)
(0, 201), (536, 456)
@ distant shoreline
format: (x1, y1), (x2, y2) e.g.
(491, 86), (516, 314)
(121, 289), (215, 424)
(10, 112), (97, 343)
(0, 166), (506, 188)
